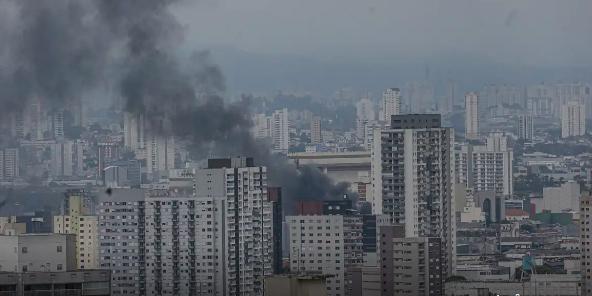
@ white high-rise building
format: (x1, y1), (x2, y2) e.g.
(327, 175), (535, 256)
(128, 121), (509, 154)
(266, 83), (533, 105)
(455, 133), (514, 200)
(371, 114), (456, 276)
(518, 114), (534, 141)
(561, 101), (586, 138)
(193, 157), (273, 296)
(465, 92), (479, 140)
(253, 109), (290, 154)
(380, 88), (401, 123)
(271, 108), (290, 153)
(287, 215), (363, 296)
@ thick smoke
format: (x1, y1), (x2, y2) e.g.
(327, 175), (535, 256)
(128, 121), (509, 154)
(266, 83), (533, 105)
(0, 0), (109, 113)
(0, 0), (356, 212)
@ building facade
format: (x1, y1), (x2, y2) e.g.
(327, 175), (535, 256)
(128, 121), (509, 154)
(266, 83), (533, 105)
(0, 147), (19, 181)
(561, 101), (586, 138)
(581, 194), (592, 295)
(464, 92), (479, 140)
(0, 233), (77, 273)
(381, 88), (401, 123)
(287, 215), (363, 296)
(371, 114), (456, 276)
(311, 116), (322, 145)
(455, 133), (513, 200)
(98, 188), (146, 295)
(518, 114), (534, 141)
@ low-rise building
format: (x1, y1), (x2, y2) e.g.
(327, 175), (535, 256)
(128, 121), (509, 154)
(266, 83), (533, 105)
(445, 274), (581, 296)
(265, 274), (328, 296)
(0, 233), (76, 272)
(0, 270), (111, 296)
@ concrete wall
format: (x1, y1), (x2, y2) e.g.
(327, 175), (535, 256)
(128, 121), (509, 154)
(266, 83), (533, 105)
(0, 234), (75, 273)
(265, 275), (327, 296)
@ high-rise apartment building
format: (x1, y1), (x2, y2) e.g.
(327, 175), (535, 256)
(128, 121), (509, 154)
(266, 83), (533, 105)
(98, 188), (146, 295)
(555, 82), (591, 117)
(311, 116), (322, 145)
(526, 84), (554, 117)
(143, 189), (227, 295)
(99, 158), (274, 296)
(464, 92), (479, 140)
(272, 108), (290, 153)
(0, 148), (19, 181)
(561, 101), (586, 138)
(380, 88), (401, 123)
(371, 114), (455, 276)
(580, 194), (592, 295)
(253, 109), (290, 153)
(53, 110), (64, 139)
(123, 112), (145, 153)
(54, 189), (98, 270)
(193, 157), (273, 296)
(49, 140), (84, 177)
(268, 187), (284, 274)
(394, 237), (443, 295)
(145, 133), (175, 173)
(455, 133), (513, 200)
(50, 141), (73, 177)
(287, 214), (363, 296)
(518, 114), (534, 141)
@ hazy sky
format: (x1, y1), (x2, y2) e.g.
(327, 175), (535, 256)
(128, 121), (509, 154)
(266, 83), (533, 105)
(175, 0), (592, 67)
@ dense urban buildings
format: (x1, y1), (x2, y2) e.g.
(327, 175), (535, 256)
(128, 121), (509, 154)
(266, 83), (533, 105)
(0, 4), (591, 295)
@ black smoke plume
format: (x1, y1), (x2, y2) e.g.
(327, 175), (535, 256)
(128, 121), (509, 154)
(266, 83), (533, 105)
(0, 0), (356, 212)
(0, 0), (109, 113)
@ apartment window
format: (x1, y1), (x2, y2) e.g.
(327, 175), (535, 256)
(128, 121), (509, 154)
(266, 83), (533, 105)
(21, 247), (27, 254)
(57, 246), (63, 253)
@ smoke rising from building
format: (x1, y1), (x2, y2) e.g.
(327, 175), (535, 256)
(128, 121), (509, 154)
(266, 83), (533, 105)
(0, 0), (354, 210)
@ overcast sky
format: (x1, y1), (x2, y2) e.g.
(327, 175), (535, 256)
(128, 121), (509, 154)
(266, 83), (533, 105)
(174, 0), (592, 67)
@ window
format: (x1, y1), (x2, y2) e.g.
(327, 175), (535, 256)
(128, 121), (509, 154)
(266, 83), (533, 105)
(21, 247), (27, 254)
(57, 245), (63, 253)
(57, 264), (63, 270)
